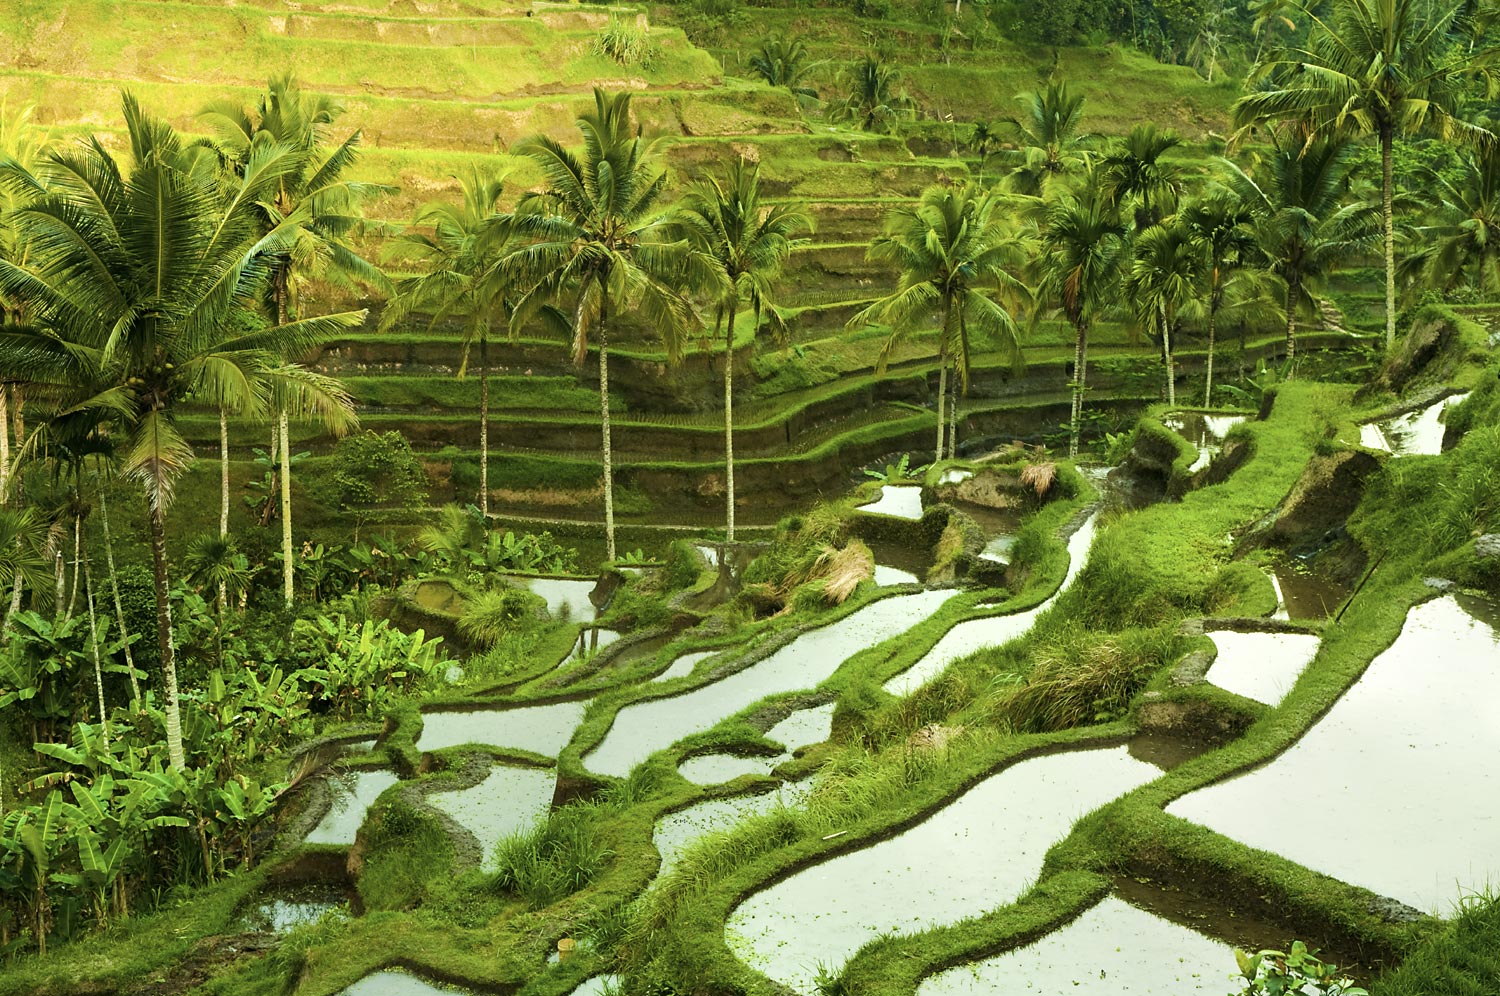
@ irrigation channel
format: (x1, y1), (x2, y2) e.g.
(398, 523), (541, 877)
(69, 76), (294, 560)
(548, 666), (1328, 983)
(275, 407), (1497, 996)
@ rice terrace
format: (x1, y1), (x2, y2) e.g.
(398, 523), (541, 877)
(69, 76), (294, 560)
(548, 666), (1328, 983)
(1, 0), (1499, 993)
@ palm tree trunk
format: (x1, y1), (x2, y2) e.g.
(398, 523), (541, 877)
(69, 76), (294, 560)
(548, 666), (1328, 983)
(8, 388), (22, 627)
(1160, 301), (1175, 407)
(0, 384), (9, 503)
(599, 294), (617, 563)
(147, 501), (185, 771)
(1284, 279), (1300, 372)
(98, 490), (139, 704)
(219, 409), (229, 611)
(1381, 125), (1396, 349)
(934, 327), (948, 464)
(478, 330), (489, 520)
(947, 354), (959, 460)
(1069, 319), (1088, 459)
(1204, 297), (1218, 408)
(66, 515), (82, 621)
(82, 544), (109, 745)
(219, 410), (230, 537)
(279, 410), (293, 612)
(724, 308), (737, 544)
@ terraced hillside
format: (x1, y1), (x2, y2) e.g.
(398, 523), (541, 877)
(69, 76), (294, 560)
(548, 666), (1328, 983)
(1, 0), (1264, 544)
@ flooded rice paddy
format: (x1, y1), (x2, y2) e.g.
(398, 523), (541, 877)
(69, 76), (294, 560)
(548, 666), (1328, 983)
(520, 577), (599, 620)
(678, 753), (781, 784)
(415, 701), (588, 756)
(585, 589), (955, 778)
(653, 781), (817, 880)
(724, 745), (1159, 994)
(857, 485), (925, 519)
(873, 564), (920, 585)
(1168, 595), (1500, 914)
(427, 765), (556, 869)
(338, 971), (471, 995)
(915, 896), (1233, 995)
(1203, 630), (1322, 705)
(1360, 394), (1470, 456)
(306, 770), (400, 846)
(235, 883), (350, 933)
(1163, 412), (1247, 473)
(883, 513), (1098, 697)
(765, 703), (836, 752)
(652, 650), (716, 683)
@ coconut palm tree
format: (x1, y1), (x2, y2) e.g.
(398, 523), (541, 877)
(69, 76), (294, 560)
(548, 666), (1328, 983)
(507, 89), (699, 562)
(0, 94), (363, 770)
(749, 34), (822, 106)
(1181, 193), (1258, 405)
(1036, 184), (1128, 458)
(1218, 135), (1377, 367)
(829, 56), (916, 134)
(854, 183), (1027, 464)
(1127, 220), (1201, 407)
(383, 170), (527, 519)
(1233, 0), (1497, 348)
(1405, 146), (1500, 295)
(1099, 124), (1185, 231)
(993, 77), (1095, 198)
(202, 74), (385, 613)
(676, 158), (812, 542)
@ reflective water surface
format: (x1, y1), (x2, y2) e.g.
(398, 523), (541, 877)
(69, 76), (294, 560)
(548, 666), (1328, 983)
(427, 765), (555, 869)
(306, 770), (400, 846)
(1203, 630), (1322, 705)
(415, 701), (587, 756)
(1169, 596), (1500, 914)
(725, 746), (1159, 994)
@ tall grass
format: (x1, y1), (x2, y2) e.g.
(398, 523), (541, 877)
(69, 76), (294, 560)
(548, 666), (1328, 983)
(1003, 622), (1183, 732)
(491, 803), (614, 909)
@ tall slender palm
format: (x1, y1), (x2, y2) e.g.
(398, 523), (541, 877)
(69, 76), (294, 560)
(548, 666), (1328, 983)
(1234, 0), (1497, 347)
(1181, 193), (1258, 405)
(1406, 146), (1500, 294)
(0, 94), (363, 769)
(507, 89), (698, 562)
(384, 170), (526, 519)
(203, 74), (384, 612)
(1219, 136), (1377, 366)
(829, 56), (916, 134)
(994, 78), (1095, 198)
(1127, 220), (1201, 407)
(677, 159), (811, 542)
(1099, 124), (1185, 230)
(1036, 185), (1128, 458)
(854, 183), (1026, 464)
(0, 102), (48, 509)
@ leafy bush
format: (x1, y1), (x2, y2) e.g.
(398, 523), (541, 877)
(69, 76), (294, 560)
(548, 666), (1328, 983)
(293, 615), (449, 720)
(1234, 941), (1367, 996)
(323, 431), (430, 520)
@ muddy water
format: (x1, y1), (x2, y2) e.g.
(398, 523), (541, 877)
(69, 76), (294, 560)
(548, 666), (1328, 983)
(863, 534), (932, 581)
(1268, 559), (1352, 621)
(1203, 631), (1322, 706)
(915, 896), (1234, 995)
(884, 513), (1098, 697)
(520, 577), (598, 621)
(858, 485), (924, 519)
(428, 765), (555, 870)
(654, 781), (817, 880)
(306, 770), (400, 846)
(415, 701), (587, 757)
(725, 746), (1159, 994)
(1168, 595), (1500, 915)
(236, 883), (350, 933)
(585, 590), (956, 778)
(338, 971), (472, 995)
(653, 650), (716, 683)
(679, 753), (781, 784)
(570, 628), (620, 658)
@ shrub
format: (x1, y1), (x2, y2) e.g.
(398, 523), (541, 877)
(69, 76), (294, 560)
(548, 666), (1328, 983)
(324, 431), (430, 528)
(492, 803), (614, 909)
(458, 588), (544, 649)
(593, 15), (660, 68)
(1005, 622), (1181, 731)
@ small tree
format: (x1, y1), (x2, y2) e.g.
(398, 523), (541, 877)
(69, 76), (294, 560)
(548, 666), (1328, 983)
(326, 430), (430, 539)
(829, 56), (915, 134)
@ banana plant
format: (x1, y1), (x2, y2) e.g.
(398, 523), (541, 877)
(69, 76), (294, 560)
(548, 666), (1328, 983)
(214, 776), (283, 868)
